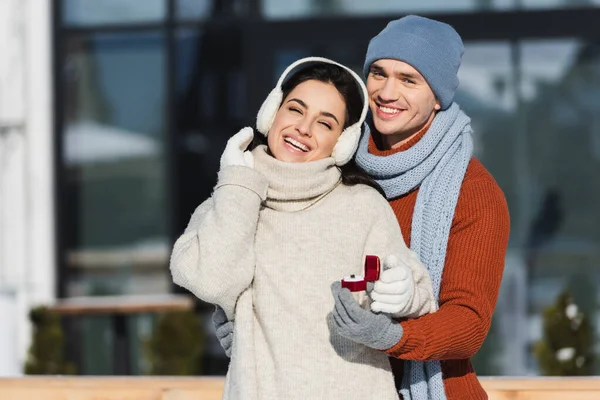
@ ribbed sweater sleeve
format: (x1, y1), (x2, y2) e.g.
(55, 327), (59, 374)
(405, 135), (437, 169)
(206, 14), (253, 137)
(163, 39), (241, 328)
(360, 189), (436, 318)
(384, 166), (510, 361)
(169, 165), (268, 319)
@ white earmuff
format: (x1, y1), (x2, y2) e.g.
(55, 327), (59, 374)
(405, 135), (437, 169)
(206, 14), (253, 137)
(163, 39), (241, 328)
(256, 87), (283, 135)
(255, 57), (368, 166)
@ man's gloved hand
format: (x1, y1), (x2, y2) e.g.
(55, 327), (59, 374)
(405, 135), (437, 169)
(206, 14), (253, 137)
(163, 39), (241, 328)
(370, 254), (415, 317)
(219, 127), (255, 170)
(331, 281), (403, 351)
(212, 305), (234, 357)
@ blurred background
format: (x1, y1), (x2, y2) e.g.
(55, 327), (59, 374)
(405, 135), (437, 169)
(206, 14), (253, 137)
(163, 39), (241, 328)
(1, 0), (599, 379)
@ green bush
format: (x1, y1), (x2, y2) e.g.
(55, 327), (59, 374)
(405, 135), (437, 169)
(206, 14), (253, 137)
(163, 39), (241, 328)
(143, 310), (205, 375)
(24, 306), (76, 375)
(533, 289), (594, 375)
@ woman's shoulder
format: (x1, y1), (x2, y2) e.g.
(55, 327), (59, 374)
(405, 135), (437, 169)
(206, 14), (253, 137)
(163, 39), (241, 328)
(336, 183), (391, 211)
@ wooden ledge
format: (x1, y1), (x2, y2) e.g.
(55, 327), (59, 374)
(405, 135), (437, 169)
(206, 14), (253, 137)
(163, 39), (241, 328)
(0, 377), (225, 400)
(482, 376), (600, 390)
(1, 376), (600, 400)
(48, 294), (194, 315)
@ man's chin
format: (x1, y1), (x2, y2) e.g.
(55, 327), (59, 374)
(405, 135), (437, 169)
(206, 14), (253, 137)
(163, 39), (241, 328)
(372, 119), (407, 137)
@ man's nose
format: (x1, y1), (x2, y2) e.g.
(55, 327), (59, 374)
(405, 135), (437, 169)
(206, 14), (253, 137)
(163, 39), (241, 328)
(378, 78), (399, 102)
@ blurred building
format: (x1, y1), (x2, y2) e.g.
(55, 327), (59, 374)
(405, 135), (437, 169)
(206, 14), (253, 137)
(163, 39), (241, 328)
(1, 0), (600, 377)
(0, 0), (55, 376)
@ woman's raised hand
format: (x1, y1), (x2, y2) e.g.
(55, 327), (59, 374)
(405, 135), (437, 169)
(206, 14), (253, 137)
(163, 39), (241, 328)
(220, 126), (255, 169)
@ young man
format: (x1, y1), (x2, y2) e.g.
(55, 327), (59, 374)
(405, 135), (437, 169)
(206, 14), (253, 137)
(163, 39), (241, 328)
(330, 15), (510, 399)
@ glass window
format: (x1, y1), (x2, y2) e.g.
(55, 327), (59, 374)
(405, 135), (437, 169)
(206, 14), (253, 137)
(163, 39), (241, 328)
(176, 0), (255, 19)
(173, 27), (251, 374)
(274, 50), (312, 79)
(173, 26), (248, 222)
(458, 39), (600, 376)
(261, 0), (600, 19)
(174, 27), (222, 218)
(518, 39), (600, 375)
(176, 0), (213, 20)
(523, 0), (600, 9)
(63, 0), (165, 26)
(61, 31), (170, 297)
(456, 42), (518, 218)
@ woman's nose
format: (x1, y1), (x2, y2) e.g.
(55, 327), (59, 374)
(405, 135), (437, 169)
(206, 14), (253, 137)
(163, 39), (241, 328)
(295, 118), (312, 136)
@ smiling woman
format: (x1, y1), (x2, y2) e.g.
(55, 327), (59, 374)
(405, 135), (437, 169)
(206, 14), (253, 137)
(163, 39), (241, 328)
(246, 59), (386, 194)
(169, 57), (437, 400)
(267, 72), (350, 163)
(268, 80), (345, 162)
(254, 58), (368, 165)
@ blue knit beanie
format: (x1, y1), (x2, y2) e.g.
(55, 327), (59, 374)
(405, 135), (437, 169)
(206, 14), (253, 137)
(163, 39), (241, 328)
(363, 15), (464, 110)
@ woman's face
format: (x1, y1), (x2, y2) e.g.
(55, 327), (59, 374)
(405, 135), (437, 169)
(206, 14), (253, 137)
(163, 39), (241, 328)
(267, 79), (346, 163)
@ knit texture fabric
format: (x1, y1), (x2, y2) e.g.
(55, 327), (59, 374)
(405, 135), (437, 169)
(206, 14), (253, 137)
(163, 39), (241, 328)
(355, 103), (473, 400)
(171, 145), (438, 399)
(366, 136), (510, 399)
(363, 15), (464, 110)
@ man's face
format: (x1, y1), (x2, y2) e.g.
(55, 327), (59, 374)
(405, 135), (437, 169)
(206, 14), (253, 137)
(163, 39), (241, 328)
(366, 59), (440, 143)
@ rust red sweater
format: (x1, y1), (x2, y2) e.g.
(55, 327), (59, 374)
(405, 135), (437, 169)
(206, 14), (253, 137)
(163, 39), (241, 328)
(368, 126), (510, 399)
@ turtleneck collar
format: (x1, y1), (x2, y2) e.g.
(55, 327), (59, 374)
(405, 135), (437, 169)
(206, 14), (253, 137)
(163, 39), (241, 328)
(252, 145), (342, 212)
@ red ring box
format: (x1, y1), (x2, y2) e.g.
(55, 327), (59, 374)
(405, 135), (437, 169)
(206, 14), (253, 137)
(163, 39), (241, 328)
(340, 255), (381, 292)
(364, 255), (381, 282)
(341, 275), (367, 291)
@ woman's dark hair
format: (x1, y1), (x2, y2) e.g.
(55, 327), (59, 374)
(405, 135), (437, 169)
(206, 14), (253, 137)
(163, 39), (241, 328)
(281, 63), (363, 130)
(250, 62), (385, 198)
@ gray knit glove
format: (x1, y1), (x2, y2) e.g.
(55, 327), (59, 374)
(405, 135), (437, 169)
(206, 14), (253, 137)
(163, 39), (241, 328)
(331, 281), (403, 351)
(212, 305), (234, 357)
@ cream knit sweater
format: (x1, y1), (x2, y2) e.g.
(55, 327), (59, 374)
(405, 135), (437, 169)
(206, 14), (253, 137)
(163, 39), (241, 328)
(170, 146), (434, 400)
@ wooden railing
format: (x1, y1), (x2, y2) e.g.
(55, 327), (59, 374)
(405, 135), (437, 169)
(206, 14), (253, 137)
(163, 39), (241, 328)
(0, 377), (223, 400)
(482, 377), (600, 399)
(48, 294), (195, 375)
(0, 376), (599, 399)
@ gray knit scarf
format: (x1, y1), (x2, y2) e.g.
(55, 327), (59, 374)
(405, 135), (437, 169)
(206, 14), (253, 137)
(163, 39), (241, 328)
(355, 103), (473, 400)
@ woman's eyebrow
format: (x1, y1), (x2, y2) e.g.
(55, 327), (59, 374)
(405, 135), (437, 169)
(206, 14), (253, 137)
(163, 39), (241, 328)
(287, 98), (340, 125)
(286, 98), (307, 108)
(320, 111), (339, 125)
